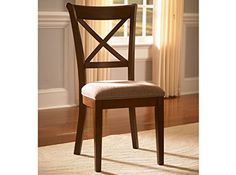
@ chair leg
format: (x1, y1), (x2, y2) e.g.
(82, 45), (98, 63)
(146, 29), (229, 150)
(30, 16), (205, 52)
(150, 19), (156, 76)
(155, 97), (164, 165)
(74, 104), (86, 155)
(129, 107), (139, 149)
(94, 103), (103, 172)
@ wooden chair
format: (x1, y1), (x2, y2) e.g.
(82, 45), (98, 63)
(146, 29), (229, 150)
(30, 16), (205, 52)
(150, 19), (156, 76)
(66, 3), (164, 172)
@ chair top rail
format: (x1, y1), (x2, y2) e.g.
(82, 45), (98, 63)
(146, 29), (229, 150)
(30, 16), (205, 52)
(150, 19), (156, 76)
(67, 3), (137, 20)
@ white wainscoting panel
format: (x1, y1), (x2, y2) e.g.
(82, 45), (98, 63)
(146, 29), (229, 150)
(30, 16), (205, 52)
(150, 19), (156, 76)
(180, 14), (199, 95)
(38, 12), (76, 109)
(38, 88), (69, 110)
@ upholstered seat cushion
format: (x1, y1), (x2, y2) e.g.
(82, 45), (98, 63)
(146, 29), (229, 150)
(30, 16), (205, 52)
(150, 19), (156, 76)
(82, 80), (165, 100)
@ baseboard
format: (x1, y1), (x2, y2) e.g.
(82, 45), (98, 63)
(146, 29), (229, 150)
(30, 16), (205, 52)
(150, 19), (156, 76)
(38, 104), (78, 110)
(180, 91), (199, 96)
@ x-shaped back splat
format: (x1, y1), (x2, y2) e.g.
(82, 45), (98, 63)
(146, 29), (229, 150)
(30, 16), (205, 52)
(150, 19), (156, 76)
(78, 18), (129, 68)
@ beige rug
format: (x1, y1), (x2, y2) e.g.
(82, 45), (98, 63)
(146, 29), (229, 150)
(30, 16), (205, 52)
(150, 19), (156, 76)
(39, 123), (199, 175)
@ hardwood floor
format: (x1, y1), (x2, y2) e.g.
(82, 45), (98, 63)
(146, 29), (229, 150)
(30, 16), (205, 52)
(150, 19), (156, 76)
(38, 94), (198, 146)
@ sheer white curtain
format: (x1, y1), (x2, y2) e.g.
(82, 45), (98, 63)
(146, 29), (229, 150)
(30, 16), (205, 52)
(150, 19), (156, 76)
(74, 0), (111, 103)
(152, 0), (184, 97)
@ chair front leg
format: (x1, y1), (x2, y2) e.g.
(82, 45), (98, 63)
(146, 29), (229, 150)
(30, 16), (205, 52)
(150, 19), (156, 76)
(74, 104), (87, 155)
(94, 102), (103, 172)
(155, 97), (164, 165)
(129, 107), (139, 149)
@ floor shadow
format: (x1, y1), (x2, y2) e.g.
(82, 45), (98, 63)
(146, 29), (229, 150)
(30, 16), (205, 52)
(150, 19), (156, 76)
(101, 171), (118, 175)
(164, 164), (199, 173)
(165, 152), (199, 160)
(138, 147), (156, 153)
(139, 147), (199, 160)
(80, 153), (197, 174)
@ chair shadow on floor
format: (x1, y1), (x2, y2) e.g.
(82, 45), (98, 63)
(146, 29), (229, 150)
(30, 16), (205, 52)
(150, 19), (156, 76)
(80, 151), (199, 174)
(139, 147), (199, 173)
(139, 147), (199, 160)
(101, 171), (118, 175)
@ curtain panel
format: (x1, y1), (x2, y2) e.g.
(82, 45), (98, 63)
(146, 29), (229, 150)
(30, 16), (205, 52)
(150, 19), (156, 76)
(152, 0), (184, 97)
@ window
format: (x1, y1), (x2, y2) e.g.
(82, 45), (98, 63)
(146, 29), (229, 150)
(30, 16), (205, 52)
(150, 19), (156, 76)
(110, 0), (154, 45)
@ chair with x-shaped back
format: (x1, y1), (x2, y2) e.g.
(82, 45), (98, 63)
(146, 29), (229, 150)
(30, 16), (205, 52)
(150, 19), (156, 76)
(66, 3), (165, 172)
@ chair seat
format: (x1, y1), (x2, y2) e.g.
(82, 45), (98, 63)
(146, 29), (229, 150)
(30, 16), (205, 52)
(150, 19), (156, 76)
(82, 80), (165, 100)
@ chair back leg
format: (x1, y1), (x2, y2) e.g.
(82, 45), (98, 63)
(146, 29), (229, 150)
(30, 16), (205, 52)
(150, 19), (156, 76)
(74, 104), (87, 155)
(129, 107), (139, 149)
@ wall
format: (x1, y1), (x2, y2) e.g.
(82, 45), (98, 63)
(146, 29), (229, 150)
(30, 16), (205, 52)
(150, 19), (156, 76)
(38, 0), (199, 109)
(181, 0), (199, 95)
(184, 0), (199, 13)
(38, 0), (74, 11)
(38, 0), (76, 109)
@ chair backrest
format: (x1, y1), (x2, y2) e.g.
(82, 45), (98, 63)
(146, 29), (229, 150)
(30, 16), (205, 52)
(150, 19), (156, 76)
(66, 3), (137, 100)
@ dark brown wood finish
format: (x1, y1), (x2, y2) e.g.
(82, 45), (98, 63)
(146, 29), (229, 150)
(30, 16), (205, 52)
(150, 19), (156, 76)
(74, 104), (86, 155)
(94, 102), (103, 172)
(80, 18), (128, 64)
(74, 5), (135, 20)
(129, 107), (139, 149)
(66, 3), (163, 172)
(155, 97), (164, 165)
(128, 2), (136, 81)
(85, 61), (128, 68)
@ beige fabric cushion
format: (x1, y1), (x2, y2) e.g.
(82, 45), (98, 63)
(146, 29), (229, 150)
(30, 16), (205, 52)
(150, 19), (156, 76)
(82, 80), (165, 100)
